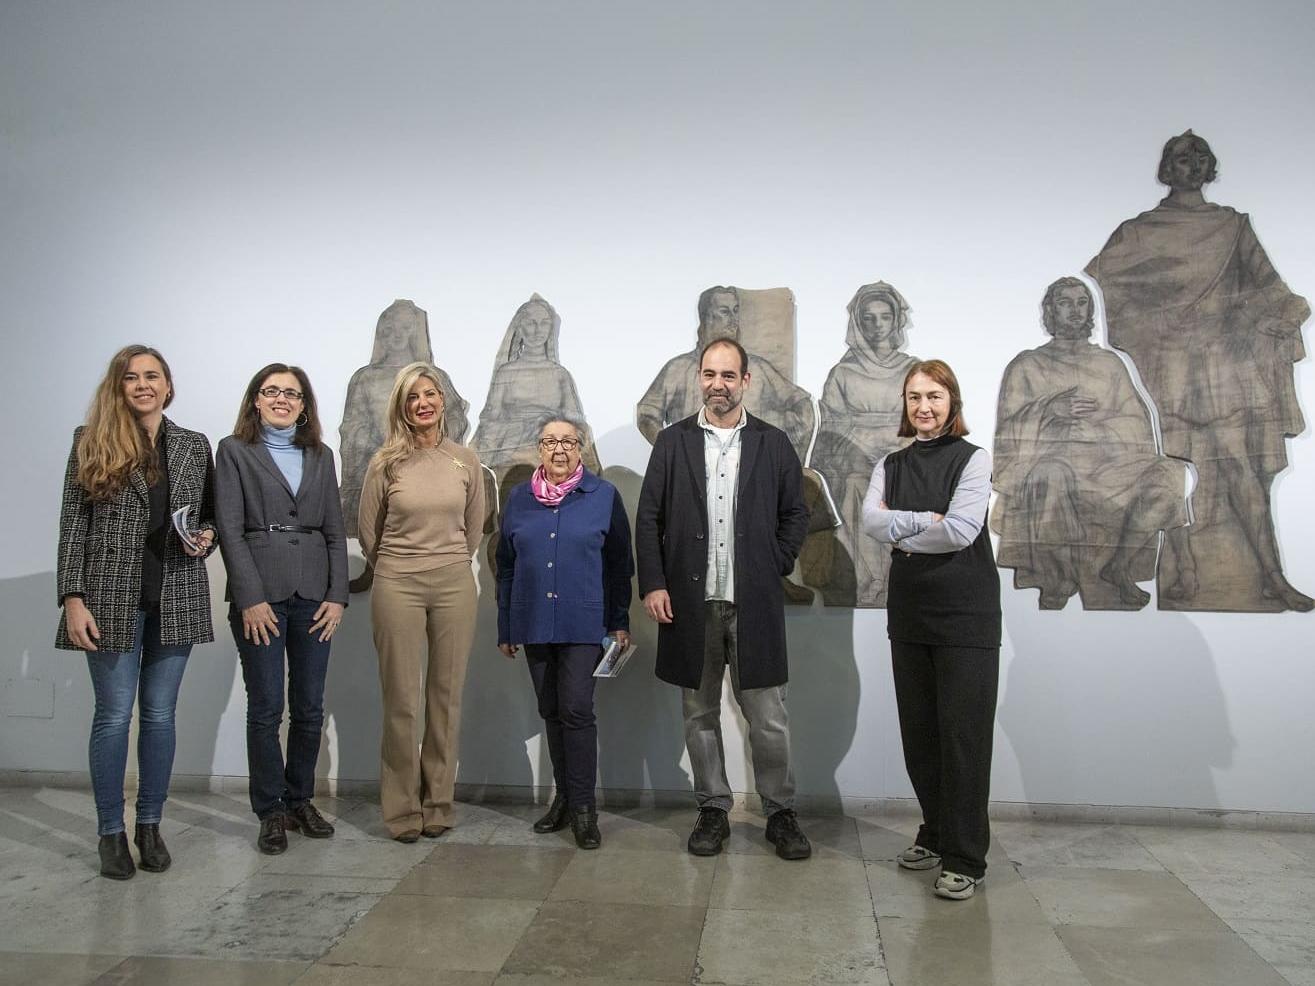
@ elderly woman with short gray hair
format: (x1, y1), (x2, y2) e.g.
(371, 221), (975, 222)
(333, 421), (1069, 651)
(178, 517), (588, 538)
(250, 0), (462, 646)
(495, 415), (634, 849)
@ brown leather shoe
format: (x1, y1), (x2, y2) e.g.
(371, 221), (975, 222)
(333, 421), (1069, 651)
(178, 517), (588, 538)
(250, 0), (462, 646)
(393, 829), (421, 844)
(421, 824), (450, 839)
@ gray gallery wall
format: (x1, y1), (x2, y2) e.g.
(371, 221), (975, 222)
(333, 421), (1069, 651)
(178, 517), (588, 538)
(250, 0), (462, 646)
(2, 0), (1313, 813)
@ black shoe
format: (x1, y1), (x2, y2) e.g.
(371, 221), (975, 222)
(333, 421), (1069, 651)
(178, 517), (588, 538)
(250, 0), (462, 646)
(285, 802), (335, 839)
(533, 794), (570, 834)
(98, 832), (136, 880)
(765, 808), (811, 860)
(571, 807), (601, 850)
(257, 813), (288, 855)
(133, 823), (172, 872)
(687, 807), (730, 856)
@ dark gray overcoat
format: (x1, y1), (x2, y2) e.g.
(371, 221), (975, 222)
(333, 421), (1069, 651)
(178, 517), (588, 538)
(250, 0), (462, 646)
(636, 412), (809, 689)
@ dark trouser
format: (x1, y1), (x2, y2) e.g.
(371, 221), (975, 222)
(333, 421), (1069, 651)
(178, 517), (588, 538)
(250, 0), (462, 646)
(890, 641), (999, 879)
(231, 595), (332, 820)
(524, 643), (600, 811)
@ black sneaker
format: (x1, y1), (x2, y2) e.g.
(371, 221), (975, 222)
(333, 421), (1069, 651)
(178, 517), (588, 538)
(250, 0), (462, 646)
(765, 809), (811, 860)
(98, 832), (136, 880)
(285, 801), (335, 839)
(687, 807), (730, 856)
(257, 813), (288, 855)
(134, 823), (172, 872)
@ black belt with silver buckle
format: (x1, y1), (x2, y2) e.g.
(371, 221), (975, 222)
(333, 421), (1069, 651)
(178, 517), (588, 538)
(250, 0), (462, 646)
(263, 524), (317, 534)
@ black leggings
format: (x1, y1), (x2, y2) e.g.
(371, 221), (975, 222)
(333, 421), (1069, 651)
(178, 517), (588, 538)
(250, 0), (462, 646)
(890, 641), (999, 879)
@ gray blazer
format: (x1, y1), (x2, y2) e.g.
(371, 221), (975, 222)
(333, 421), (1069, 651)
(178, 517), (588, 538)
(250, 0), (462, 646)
(56, 418), (217, 653)
(214, 435), (349, 612)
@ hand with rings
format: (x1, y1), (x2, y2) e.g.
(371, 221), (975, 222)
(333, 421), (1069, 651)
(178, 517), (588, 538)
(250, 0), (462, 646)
(311, 601), (346, 642)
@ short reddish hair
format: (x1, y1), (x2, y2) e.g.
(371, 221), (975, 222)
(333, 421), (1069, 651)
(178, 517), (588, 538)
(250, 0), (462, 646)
(898, 359), (969, 438)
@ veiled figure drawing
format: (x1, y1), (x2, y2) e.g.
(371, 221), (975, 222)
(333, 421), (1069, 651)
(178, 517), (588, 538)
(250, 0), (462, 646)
(991, 278), (1188, 610)
(635, 285), (816, 462)
(339, 299), (470, 538)
(472, 294), (600, 484)
(1086, 131), (1312, 612)
(806, 282), (917, 607)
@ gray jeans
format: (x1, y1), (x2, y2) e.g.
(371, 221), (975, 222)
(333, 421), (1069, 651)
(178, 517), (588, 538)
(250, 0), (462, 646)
(682, 600), (795, 814)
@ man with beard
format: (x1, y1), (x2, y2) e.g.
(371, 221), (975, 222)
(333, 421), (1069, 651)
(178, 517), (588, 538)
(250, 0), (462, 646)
(991, 277), (1188, 609)
(1087, 131), (1311, 611)
(636, 337), (812, 859)
(636, 286), (816, 461)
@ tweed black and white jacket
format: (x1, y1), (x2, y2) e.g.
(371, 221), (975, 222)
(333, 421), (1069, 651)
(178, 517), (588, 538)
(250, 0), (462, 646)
(56, 418), (218, 653)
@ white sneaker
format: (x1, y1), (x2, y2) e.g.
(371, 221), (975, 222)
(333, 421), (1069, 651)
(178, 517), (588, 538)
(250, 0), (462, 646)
(897, 845), (942, 870)
(934, 870), (980, 900)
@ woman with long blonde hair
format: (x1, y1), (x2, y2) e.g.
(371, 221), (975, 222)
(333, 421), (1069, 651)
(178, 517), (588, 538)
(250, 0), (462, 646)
(357, 362), (486, 841)
(56, 344), (217, 880)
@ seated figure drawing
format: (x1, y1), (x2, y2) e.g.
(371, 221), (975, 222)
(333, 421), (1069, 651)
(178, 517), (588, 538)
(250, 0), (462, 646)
(339, 299), (469, 539)
(807, 281), (917, 607)
(635, 285), (816, 462)
(991, 277), (1188, 610)
(473, 293), (600, 484)
(1086, 131), (1311, 611)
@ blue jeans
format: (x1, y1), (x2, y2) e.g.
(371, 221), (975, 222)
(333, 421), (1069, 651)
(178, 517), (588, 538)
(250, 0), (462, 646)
(85, 610), (191, 836)
(231, 595), (331, 819)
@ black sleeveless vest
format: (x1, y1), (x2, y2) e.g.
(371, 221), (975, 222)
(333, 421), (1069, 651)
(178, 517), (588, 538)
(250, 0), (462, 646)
(883, 435), (1001, 647)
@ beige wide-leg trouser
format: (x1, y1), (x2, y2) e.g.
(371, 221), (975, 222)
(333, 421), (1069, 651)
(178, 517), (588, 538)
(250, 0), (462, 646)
(371, 562), (476, 836)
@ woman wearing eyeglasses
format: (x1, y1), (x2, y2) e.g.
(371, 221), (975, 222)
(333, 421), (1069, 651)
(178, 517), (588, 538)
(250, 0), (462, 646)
(495, 415), (633, 849)
(358, 362), (486, 842)
(214, 364), (349, 854)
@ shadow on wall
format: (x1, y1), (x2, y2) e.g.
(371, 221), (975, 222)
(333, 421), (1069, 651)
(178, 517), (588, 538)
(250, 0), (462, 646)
(597, 466), (691, 800)
(0, 569), (232, 796)
(997, 581), (1234, 811)
(781, 597), (859, 811)
(318, 552), (384, 787)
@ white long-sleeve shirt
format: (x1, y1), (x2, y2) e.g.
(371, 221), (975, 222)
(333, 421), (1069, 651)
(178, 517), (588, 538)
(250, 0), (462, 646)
(861, 445), (991, 554)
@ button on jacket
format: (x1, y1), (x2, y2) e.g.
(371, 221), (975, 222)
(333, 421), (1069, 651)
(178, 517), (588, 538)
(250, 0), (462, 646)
(214, 435), (349, 612)
(495, 470), (634, 646)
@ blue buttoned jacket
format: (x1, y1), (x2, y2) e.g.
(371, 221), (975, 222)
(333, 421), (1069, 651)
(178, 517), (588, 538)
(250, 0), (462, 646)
(495, 470), (634, 646)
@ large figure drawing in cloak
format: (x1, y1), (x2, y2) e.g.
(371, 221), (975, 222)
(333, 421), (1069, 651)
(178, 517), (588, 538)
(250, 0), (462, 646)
(1086, 131), (1311, 612)
(472, 293), (600, 487)
(991, 277), (1188, 611)
(339, 299), (470, 539)
(805, 282), (916, 607)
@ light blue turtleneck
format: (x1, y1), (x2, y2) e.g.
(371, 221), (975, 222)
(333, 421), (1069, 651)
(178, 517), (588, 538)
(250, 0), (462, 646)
(262, 422), (303, 495)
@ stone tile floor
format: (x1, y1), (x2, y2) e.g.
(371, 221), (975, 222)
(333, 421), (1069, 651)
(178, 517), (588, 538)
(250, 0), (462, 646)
(1, 786), (1313, 985)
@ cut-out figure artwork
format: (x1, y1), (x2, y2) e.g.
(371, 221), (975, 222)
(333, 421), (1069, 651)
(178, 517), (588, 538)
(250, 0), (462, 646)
(472, 294), (600, 483)
(635, 285), (816, 462)
(806, 282), (917, 607)
(1087, 131), (1312, 612)
(339, 299), (470, 538)
(991, 278), (1189, 610)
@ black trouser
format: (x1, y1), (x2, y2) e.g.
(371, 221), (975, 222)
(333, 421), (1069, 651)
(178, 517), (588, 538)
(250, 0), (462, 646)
(524, 643), (600, 810)
(890, 641), (999, 879)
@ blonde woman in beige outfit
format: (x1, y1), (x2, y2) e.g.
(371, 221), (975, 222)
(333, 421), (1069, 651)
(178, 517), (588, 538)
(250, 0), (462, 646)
(358, 362), (485, 841)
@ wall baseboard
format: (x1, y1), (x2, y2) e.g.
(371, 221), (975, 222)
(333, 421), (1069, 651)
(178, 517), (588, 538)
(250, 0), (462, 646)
(4, 769), (1312, 832)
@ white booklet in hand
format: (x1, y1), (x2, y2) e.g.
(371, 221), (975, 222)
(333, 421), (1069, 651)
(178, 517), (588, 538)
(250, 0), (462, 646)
(170, 506), (200, 552)
(593, 635), (637, 679)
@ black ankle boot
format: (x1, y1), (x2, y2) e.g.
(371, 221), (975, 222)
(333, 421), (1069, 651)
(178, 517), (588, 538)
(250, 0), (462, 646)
(533, 794), (570, 834)
(99, 832), (135, 880)
(134, 823), (172, 872)
(571, 807), (601, 850)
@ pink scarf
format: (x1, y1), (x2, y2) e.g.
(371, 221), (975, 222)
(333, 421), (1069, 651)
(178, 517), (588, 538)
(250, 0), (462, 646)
(531, 462), (584, 506)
